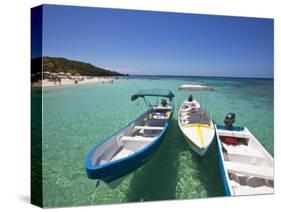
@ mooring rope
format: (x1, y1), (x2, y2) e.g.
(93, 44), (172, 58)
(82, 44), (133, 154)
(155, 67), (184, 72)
(91, 180), (100, 204)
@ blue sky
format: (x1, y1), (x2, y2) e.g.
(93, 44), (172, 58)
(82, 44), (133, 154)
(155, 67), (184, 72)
(40, 5), (273, 78)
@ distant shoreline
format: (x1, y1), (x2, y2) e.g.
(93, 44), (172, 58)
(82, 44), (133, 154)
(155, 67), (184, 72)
(32, 76), (117, 88)
(31, 74), (272, 88)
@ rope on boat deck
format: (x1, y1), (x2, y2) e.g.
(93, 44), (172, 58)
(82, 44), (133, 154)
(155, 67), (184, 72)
(91, 180), (100, 204)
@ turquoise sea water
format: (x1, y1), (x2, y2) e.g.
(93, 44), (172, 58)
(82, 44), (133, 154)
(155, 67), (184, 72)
(40, 77), (273, 207)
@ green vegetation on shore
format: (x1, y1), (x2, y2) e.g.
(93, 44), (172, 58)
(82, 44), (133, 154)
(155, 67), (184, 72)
(31, 56), (128, 76)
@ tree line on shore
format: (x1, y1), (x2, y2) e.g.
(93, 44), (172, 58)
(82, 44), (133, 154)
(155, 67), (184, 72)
(31, 56), (128, 77)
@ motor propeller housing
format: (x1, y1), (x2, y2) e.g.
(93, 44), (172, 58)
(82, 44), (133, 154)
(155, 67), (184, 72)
(224, 112), (236, 129)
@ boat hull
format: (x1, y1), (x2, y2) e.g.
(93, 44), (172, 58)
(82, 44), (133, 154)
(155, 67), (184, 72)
(215, 124), (274, 196)
(86, 108), (174, 186)
(182, 134), (209, 156)
(216, 131), (231, 196)
(178, 100), (215, 156)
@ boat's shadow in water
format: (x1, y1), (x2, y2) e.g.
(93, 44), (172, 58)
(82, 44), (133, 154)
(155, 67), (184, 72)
(125, 118), (225, 202)
(125, 118), (184, 202)
(189, 136), (225, 197)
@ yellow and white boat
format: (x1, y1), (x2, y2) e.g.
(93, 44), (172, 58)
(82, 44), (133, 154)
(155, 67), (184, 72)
(178, 84), (215, 156)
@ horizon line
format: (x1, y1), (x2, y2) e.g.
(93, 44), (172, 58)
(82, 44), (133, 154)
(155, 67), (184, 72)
(129, 74), (274, 80)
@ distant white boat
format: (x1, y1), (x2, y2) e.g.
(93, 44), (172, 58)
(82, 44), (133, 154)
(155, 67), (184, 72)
(215, 113), (274, 196)
(178, 84), (215, 156)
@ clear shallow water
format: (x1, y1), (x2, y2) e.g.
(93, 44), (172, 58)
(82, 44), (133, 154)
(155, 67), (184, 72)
(40, 77), (273, 207)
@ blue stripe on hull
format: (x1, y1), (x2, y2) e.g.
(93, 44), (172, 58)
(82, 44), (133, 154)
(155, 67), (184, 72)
(102, 132), (166, 183)
(86, 108), (174, 184)
(216, 125), (244, 132)
(215, 126), (231, 196)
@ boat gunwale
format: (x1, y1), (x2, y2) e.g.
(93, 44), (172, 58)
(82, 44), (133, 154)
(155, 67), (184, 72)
(85, 105), (174, 171)
(215, 124), (232, 196)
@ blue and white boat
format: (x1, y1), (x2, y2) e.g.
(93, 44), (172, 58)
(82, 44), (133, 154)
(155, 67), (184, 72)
(215, 113), (274, 196)
(85, 89), (174, 188)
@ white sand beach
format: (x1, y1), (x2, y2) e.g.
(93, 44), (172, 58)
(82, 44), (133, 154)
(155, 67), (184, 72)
(32, 77), (116, 87)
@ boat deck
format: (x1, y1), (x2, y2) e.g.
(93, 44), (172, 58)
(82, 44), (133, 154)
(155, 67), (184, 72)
(180, 106), (210, 125)
(111, 148), (135, 162)
(216, 126), (274, 196)
(108, 108), (171, 163)
(229, 180), (273, 196)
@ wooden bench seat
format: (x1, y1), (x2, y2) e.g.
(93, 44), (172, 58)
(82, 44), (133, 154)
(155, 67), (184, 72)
(224, 161), (273, 180)
(134, 126), (164, 130)
(223, 144), (264, 159)
(120, 136), (156, 142)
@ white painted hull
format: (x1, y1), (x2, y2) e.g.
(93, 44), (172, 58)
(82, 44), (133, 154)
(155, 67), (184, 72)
(182, 134), (209, 156)
(178, 100), (215, 156)
(215, 125), (274, 196)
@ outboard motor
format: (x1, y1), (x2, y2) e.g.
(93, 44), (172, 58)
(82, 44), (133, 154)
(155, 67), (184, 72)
(224, 112), (236, 129)
(161, 98), (168, 107)
(188, 95), (193, 102)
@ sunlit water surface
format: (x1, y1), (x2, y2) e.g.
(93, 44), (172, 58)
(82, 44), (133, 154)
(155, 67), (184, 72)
(40, 77), (273, 207)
